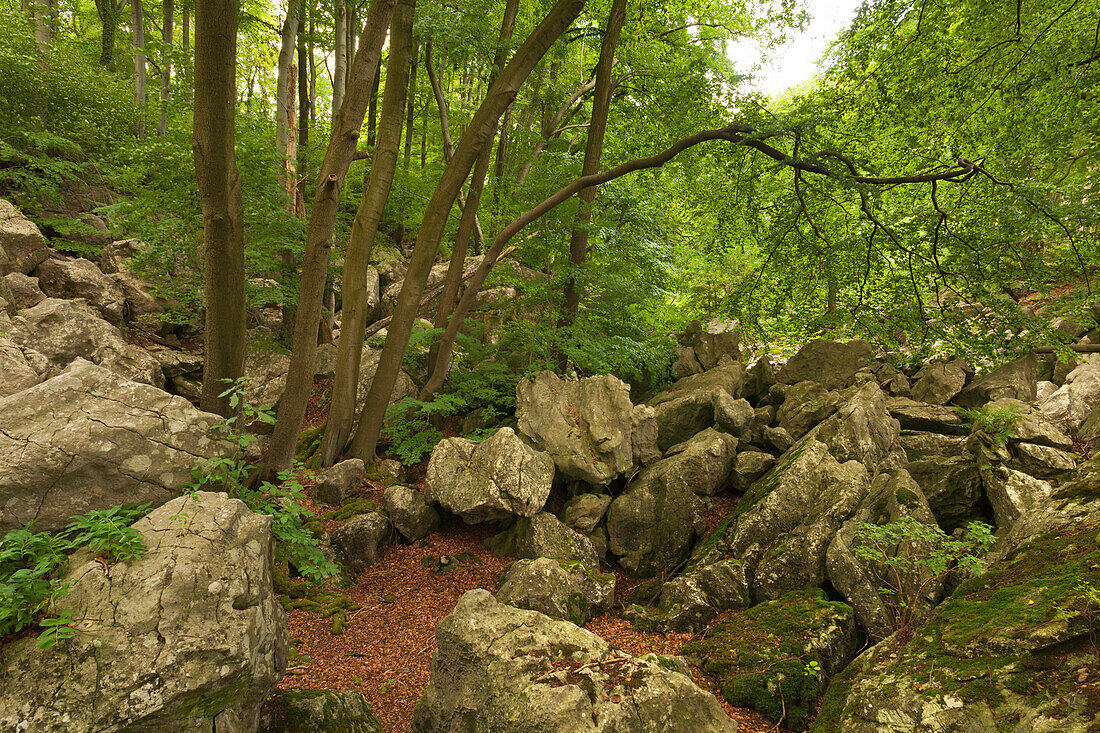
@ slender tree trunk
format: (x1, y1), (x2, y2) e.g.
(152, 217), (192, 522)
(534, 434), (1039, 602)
(559, 0), (625, 333)
(194, 0), (246, 417)
(158, 0), (173, 136)
(347, 5), (357, 92)
(182, 0), (189, 70)
(94, 0), (122, 68)
(308, 7), (316, 122)
(254, 0), (397, 482)
(278, 64), (299, 346)
(366, 64), (380, 147)
(132, 0), (147, 139)
(30, 0), (50, 56)
(349, 0), (586, 461)
(275, 0), (300, 190)
(426, 0), (517, 375)
(332, 0), (347, 115)
(393, 40), (418, 247)
(321, 0), (415, 466)
(296, 3), (309, 216)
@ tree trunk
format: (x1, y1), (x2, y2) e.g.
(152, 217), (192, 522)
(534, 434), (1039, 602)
(30, 0), (50, 56)
(348, 0), (586, 461)
(320, 0), (415, 466)
(194, 0), (246, 417)
(296, 3), (309, 216)
(254, 0), (396, 482)
(275, 0), (300, 190)
(132, 0), (147, 139)
(94, 0), (123, 68)
(332, 0), (347, 115)
(393, 40), (418, 247)
(366, 63), (380, 147)
(278, 64), (299, 346)
(559, 0), (625, 333)
(158, 0), (173, 136)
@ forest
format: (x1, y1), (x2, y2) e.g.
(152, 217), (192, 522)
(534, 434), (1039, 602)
(0, 0), (1099, 731)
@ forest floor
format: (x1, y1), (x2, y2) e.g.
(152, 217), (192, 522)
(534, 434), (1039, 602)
(277, 389), (789, 732)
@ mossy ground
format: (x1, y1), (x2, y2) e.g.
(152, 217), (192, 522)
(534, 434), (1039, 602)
(275, 567), (361, 635)
(262, 688), (384, 732)
(684, 588), (853, 731)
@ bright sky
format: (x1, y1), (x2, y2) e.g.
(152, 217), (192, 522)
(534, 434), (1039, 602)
(727, 0), (864, 95)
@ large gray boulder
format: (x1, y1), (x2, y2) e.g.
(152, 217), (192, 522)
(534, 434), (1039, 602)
(0, 198), (50, 275)
(35, 255), (126, 324)
(647, 358), (752, 451)
(413, 590), (737, 733)
(97, 237), (144, 274)
(910, 358), (968, 405)
(953, 354), (1038, 408)
(2, 271), (46, 309)
(9, 297), (164, 387)
(311, 458), (365, 505)
(777, 339), (874, 390)
(426, 428), (554, 523)
(384, 484), (440, 542)
(774, 381), (840, 439)
(495, 557), (615, 625)
(983, 466), (1053, 529)
(985, 397), (1073, 450)
(1037, 363), (1100, 434)
(886, 396), (967, 434)
(244, 349), (291, 410)
(0, 492), (288, 733)
(516, 371), (642, 485)
(678, 318), (741, 371)
(806, 381), (901, 471)
(897, 431), (984, 529)
(561, 493), (613, 533)
(652, 559), (751, 633)
(606, 452), (706, 576)
(0, 360), (233, 531)
(659, 427), (739, 496)
(331, 512), (391, 574)
(0, 335), (42, 397)
(485, 512), (599, 568)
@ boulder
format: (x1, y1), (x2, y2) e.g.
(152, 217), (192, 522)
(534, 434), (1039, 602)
(311, 458), (365, 505)
(413, 590), (737, 733)
(777, 339), (874, 390)
(495, 557), (614, 625)
(108, 270), (169, 321)
(352, 346), (417, 418)
(684, 589), (859, 731)
(1011, 443), (1077, 480)
(775, 381), (840, 439)
(652, 559), (751, 633)
(898, 432), (984, 530)
(806, 382), (901, 471)
(258, 689), (383, 733)
(313, 342), (338, 378)
(485, 512), (599, 568)
(659, 427), (739, 496)
(742, 353), (776, 401)
(732, 450), (776, 491)
(671, 345), (703, 379)
(886, 396), (967, 434)
(910, 358), (968, 405)
(561, 492), (613, 533)
(983, 466), (1052, 529)
(9, 297), (164, 386)
(1037, 364), (1100, 434)
(516, 371), (639, 485)
(826, 471), (943, 640)
(0, 360), (233, 531)
(245, 349), (291, 410)
(0, 336), (42, 397)
(953, 354), (1038, 408)
(678, 318), (741, 370)
(383, 484), (440, 542)
(764, 425), (794, 452)
(0, 492), (288, 733)
(34, 255), (126, 324)
(606, 452), (706, 576)
(0, 198), (50, 275)
(2, 271), (46, 308)
(1080, 402), (1100, 450)
(331, 512), (391, 574)
(723, 439), (871, 601)
(985, 397), (1073, 449)
(426, 428), (554, 523)
(97, 237), (143, 274)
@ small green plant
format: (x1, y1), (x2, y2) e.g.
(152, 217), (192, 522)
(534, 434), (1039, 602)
(62, 503), (150, 563)
(956, 403), (1023, 448)
(36, 609), (76, 649)
(853, 516), (995, 640)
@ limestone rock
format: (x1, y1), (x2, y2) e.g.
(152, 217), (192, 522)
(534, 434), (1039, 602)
(426, 428), (554, 523)
(245, 349), (291, 410)
(886, 396), (967, 434)
(679, 318), (741, 370)
(910, 358), (968, 405)
(898, 431), (984, 529)
(806, 382), (901, 471)
(495, 557), (614, 625)
(655, 559), (751, 633)
(732, 450), (776, 491)
(331, 512), (391, 574)
(777, 339), (874, 390)
(383, 484), (440, 542)
(516, 371), (639, 485)
(9, 297), (164, 386)
(1038, 364), (1100, 434)
(34, 255), (126, 324)
(97, 237), (143, 274)
(259, 689), (383, 733)
(953, 354), (1038, 408)
(0, 492), (288, 733)
(775, 381), (840, 439)
(0, 336), (42, 397)
(983, 466), (1052, 529)
(412, 590), (737, 733)
(986, 397), (1073, 449)
(743, 353), (776, 401)
(485, 512), (599, 568)
(561, 493), (613, 533)
(2, 271), (45, 308)
(0, 360), (233, 531)
(1011, 443), (1077, 480)
(659, 427), (739, 496)
(0, 198), (50, 275)
(312, 458), (365, 505)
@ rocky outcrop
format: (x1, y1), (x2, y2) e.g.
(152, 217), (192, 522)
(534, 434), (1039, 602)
(2, 271), (46, 309)
(495, 557), (614, 625)
(806, 382), (901, 471)
(426, 428), (554, 523)
(775, 381), (840, 439)
(651, 559), (751, 633)
(886, 396), (967, 434)
(259, 689), (383, 733)
(516, 371), (644, 485)
(0, 198), (50, 275)
(1037, 363), (1100, 434)
(35, 255), (127, 324)
(245, 349), (292, 409)
(658, 427), (739, 496)
(9, 297), (164, 386)
(898, 431), (984, 529)
(647, 358), (752, 450)
(331, 512), (391, 574)
(983, 466), (1053, 528)
(0, 360), (233, 531)
(311, 458), (365, 505)
(383, 484), (440, 542)
(485, 512), (599, 568)
(561, 493), (612, 533)
(0, 492), (288, 732)
(910, 358), (968, 405)
(413, 590), (737, 733)
(0, 335), (43, 397)
(777, 339), (874, 390)
(953, 354), (1038, 408)
(97, 237), (143, 274)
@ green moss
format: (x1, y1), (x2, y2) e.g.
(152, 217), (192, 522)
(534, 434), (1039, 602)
(809, 659), (861, 732)
(684, 589), (853, 731)
(274, 567), (361, 635)
(895, 486), (921, 508)
(303, 498), (383, 536)
(262, 689), (384, 732)
(295, 424), (325, 468)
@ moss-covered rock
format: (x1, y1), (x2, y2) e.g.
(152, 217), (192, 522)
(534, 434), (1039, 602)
(495, 557), (614, 625)
(258, 688), (383, 732)
(684, 589), (859, 731)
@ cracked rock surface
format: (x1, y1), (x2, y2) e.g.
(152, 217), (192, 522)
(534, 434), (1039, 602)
(0, 359), (233, 531)
(0, 491), (289, 732)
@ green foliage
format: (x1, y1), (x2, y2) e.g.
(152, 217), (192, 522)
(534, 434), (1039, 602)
(956, 403), (1023, 448)
(853, 517), (995, 638)
(62, 503), (150, 564)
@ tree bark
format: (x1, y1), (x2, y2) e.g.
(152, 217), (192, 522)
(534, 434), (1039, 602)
(94, 0), (125, 68)
(332, 0), (347, 115)
(255, 0), (396, 482)
(158, 0), (173, 136)
(275, 0), (300, 189)
(348, 0), (586, 461)
(296, 1), (310, 216)
(193, 0), (246, 417)
(321, 0), (416, 466)
(366, 63), (380, 147)
(30, 0), (50, 56)
(132, 0), (147, 139)
(559, 0), (625, 331)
